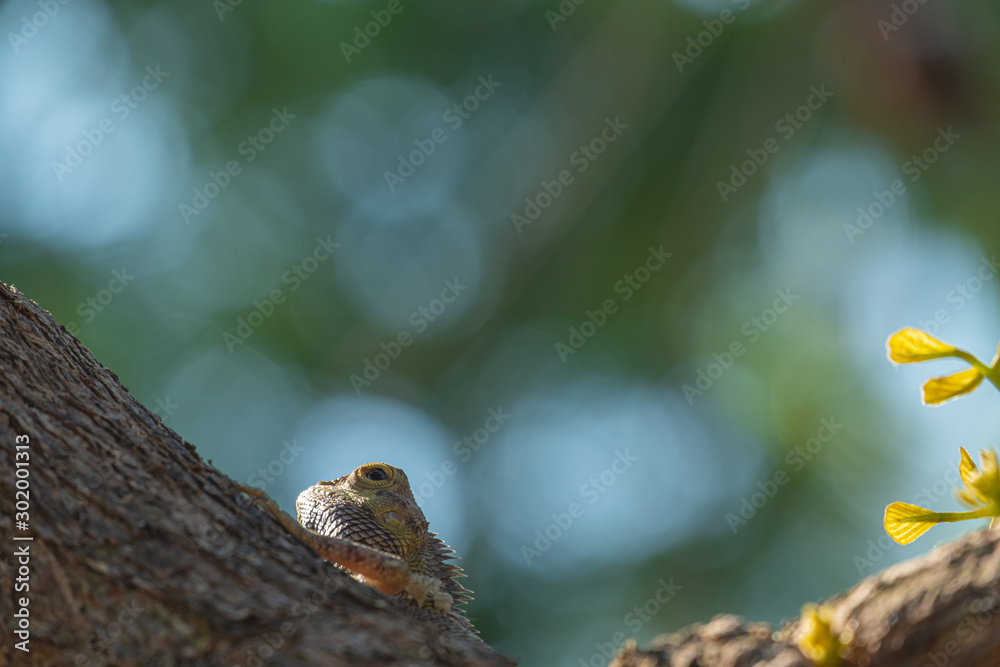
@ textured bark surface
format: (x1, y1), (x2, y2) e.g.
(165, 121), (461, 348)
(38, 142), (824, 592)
(3, 279), (1000, 667)
(0, 282), (513, 667)
(612, 527), (1000, 667)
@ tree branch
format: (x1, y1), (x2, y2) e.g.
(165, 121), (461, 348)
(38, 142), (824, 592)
(612, 513), (1000, 666)
(0, 282), (512, 666)
(4, 278), (999, 667)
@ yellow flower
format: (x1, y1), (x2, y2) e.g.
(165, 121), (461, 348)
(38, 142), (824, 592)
(884, 447), (1000, 545)
(798, 603), (850, 667)
(886, 328), (1000, 405)
(956, 448), (1000, 527)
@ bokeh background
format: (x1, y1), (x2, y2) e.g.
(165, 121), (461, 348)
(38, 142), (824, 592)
(4, 0), (1000, 663)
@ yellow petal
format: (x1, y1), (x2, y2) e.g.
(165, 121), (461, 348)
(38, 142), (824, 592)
(956, 486), (985, 509)
(960, 447), (978, 487)
(980, 449), (1000, 476)
(884, 502), (939, 545)
(922, 368), (984, 405)
(888, 328), (959, 364)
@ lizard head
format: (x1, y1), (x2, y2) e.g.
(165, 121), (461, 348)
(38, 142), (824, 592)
(297, 462), (431, 556)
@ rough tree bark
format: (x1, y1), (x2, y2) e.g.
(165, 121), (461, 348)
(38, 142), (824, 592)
(612, 525), (1000, 667)
(0, 282), (513, 666)
(1, 280), (999, 667)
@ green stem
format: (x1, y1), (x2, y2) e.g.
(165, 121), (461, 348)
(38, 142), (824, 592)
(984, 368), (1000, 394)
(899, 508), (994, 524)
(954, 351), (1000, 393)
(988, 344), (1000, 392)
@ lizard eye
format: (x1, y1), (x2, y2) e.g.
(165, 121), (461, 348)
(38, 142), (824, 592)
(366, 468), (388, 481)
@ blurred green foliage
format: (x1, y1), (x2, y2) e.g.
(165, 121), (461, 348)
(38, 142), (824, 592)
(3, 0), (1000, 664)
